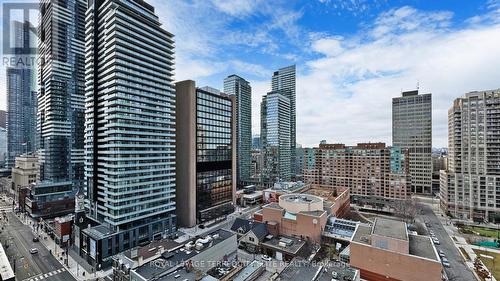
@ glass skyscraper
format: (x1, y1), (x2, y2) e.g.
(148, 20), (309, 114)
(6, 21), (37, 168)
(223, 75), (251, 187)
(261, 91), (291, 185)
(392, 90), (432, 194)
(34, 0), (86, 218)
(271, 65), (296, 176)
(80, 0), (176, 266)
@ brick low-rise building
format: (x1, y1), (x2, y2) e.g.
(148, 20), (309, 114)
(349, 218), (443, 281)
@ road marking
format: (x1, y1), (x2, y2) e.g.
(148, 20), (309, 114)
(21, 268), (66, 281)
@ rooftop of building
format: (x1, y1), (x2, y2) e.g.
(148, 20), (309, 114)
(301, 186), (338, 202)
(279, 259), (358, 281)
(122, 239), (181, 262)
(232, 260), (264, 281)
(134, 229), (235, 279)
(352, 220), (439, 261)
(267, 181), (307, 192)
(230, 218), (268, 240)
(264, 202), (282, 209)
(260, 235), (306, 255)
(242, 191), (263, 200)
(372, 218), (408, 241)
(0, 243), (15, 281)
(316, 262), (359, 281)
(280, 194), (323, 204)
(54, 215), (73, 224)
(156, 267), (196, 281)
(278, 259), (321, 279)
(318, 142), (387, 150)
(82, 224), (115, 240)
(409, 234), (439, 261)
(352, 224), (372, 244)
(324, 217), (359, 240)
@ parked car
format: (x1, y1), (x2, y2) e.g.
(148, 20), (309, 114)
(32, 236), (39, 242)
(261, 255), (272, 261)
(442, 260), (450, 268)
(433, 238), (440, 245)
(438, 249), (445, 258)
(30, 248), (38, 254)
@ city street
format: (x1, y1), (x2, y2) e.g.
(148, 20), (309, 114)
(0, 212), (76, 281)
(0, 194), (14, 213)
(419, 203), (476, 281)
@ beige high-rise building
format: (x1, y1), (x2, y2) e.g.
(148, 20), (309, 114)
(303, 143), (410, 201)
(11, 154), (38, 202)
(392, 90), (432, 195)
(441, 89), (500, 222)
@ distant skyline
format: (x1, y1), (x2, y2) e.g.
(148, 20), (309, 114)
(2, 0), (500, 147)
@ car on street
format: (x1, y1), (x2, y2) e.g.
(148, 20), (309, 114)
(438, 249), (445, 258)
(442, 260), (450, 268)
(261, 255), (272, 261)
(30, 248), (38, 254)
(432, 238), (440, 245)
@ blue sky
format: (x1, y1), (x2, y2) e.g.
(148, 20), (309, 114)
(2, 0), (500, 147)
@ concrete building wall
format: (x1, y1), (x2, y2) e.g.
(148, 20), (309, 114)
(350, 242), (442, 281)
(175, 80), (197, 227)
(371, 235), (409, 254)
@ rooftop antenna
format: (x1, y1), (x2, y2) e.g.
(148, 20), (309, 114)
(416, 81), (420, 91)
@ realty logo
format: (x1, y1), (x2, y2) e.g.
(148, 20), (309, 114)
(2, 2), (38, 55)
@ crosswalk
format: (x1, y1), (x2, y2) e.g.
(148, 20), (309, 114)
(24, 268), (66, 281)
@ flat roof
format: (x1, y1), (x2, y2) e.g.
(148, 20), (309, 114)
(279, 259), (358, 281)
(278, 260), (320, 279)
(123, 239), (181, 261)
(243, 191), (262, 200)
(409, 234), (439, 261)
(261, 235), (306, 255)
(157, 267), (196, 281)
(134, 229), (234, 279)
(280, 194), (322, 204)
(316, 261), (358, 281)
(83, 224), (115, 240)
(264, 202), (282, 210)
(232, 260), (264, 281)
(352, 225), (372, 244)
(372, 218), (407, 241)
(0, 243), (15, 281)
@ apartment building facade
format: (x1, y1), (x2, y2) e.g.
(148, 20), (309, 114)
(303, 143), (411, 200)
(441, 90), (500, 222)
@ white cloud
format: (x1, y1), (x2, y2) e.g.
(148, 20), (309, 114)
(211, 0), (263, 17)
(296, 6), (500, 147)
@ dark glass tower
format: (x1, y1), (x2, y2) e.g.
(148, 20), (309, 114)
(34, 0), (86, 218)
(175, 81), (236, 227)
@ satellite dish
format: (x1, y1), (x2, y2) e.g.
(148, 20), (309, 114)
(313, 219), (318, 225)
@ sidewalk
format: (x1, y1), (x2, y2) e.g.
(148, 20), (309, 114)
(13, 212), (111, 281)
